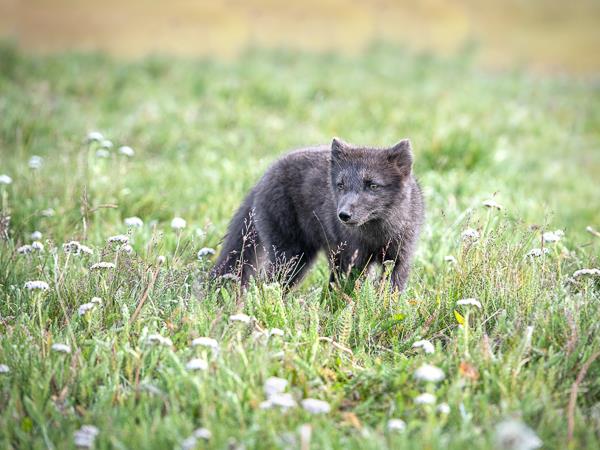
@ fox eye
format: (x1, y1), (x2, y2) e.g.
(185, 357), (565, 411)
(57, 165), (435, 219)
(368, 183), (380, 191)
(336, 182), (344, 190)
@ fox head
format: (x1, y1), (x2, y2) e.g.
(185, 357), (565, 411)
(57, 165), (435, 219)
(330, 137), (413, 227)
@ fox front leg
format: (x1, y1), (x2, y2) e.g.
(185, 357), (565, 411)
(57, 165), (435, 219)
(389, 260), (410, 293)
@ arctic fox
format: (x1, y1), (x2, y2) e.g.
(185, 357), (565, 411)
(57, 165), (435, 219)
(211, 138), (424, 292)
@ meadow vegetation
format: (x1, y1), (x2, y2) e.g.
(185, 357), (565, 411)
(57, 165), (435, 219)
(0, 43), (599, 449)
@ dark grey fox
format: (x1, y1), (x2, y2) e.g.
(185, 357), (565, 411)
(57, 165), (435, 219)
(211, 138), (424, 292)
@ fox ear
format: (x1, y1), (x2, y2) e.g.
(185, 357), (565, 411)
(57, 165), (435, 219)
(387, 139), (413, 176)
(331, 137), (349, 160)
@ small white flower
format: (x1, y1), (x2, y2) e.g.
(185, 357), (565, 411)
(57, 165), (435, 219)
(0, 174), (12, 185)
(526, 248), (550, 258)
(146, 334), (172, 347)
(456, 298), (482, 309)
(31, 241), (44, 252)
(157, 255), (166, 265)
(412, 339), (435, 354)
(78, 302), (97, 316)
(120, 244), (134, 254)
(63, 241), (81, 254)
(461, 228), (480, 240)
(494, 419), (542, 450)
(414, 364), (445, 383)
(171, 217), (187, 230)
(41, 208), (55, 217)
(30, 231), (42, 240)
(444, 255), (457, 264)
(197, 247), (216, 259)
(86, 131), (104, 142)
(191, 337), (219, 351)
(73, 424), (99, 448)
(301, 398), (331, 414)
(192, 428), (211, 440)
(186, 358), (208, 371)
(90, 262), (116, 270)
(0, 364), (10, 374)
(573, 268), (600, 278)
(28, 155), (43, 170)
(181, 436), (197, 450)
(91, 297), (103, 305)
(17, 245), (33, 255)
(268, 328), (285, 337)
(542, 230), (564, 243)
(96, 149), (110, 158)
(51, 343), (71, 353)
(108, 234), (129, 244)
(483, 199), (503, 210)
(79, 245), (94, 255)
(24, 280), (49, 291)
(229, 313), (251, 324)
(265, 393), (297, 410)
(414, 393), (436, 405)
(118, 146), (135, 157)
(437, 403), (451, 414)
(264, 377), (288, 397)
(99, 139), (113, 149)
(387, 418), (406, 432)
(124, 216), (144, 228)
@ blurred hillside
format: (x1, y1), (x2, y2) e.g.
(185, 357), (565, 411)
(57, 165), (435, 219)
(1, 0), (600, 73)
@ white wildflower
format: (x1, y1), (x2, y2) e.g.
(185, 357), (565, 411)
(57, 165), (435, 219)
(573, 268), (600, 278)
(41, 208), (55, 217)
(146, 334), (172, 347)
(414, 393), (436, 405)
(30, 230), (42, 240)
(0, 364), (10, 374)
(31, 241), (44, 252)
(78, 302), (97, 316)
(118, 146), (135, 157)
(414, 364), (445, 383)
(301, 398), (331, 414)
(73, 424), (99, 448)
(264, 377), (288, 397)
(193, 428), (211, 440)
(264, 393), (297, 410)
(456, 298), (482, 309)
(157, 255), (166, 265)
(0, 174), (12, 185)
(79, 244), (93, 255)
(63, 241), (83, 254)
(107, 234), (129, 244)
(120, 244), (134, 254)
(186, 358), (208, 371)
(99, 139), (113, 149)
(24, 280), (49, 291)
(96, 149), (110, 158)
(86, 131), (104, 142)
(197, 247), (216, 259)
(51, 343), (71, 354)
(181, 428), (211, 450)
(444, 255), (457, 264)
(494, 419), (542, 450)
(191, 337), (219, 351)
(229, 313), (251, 324)
(526, 248), (550, 258)
(542, 230), (564, 243)
(124, 216), (144, 228)
(437, 403), (451, 414)
(387, 418), (406, 432)
(412, 339), (435, 354)
(91, 297), (102, 305)
(17, 245), (33, 255)
(90, 262), (116, 270)
(268, 328), (285, 337)
(483, 199), (503, 210)
(28, 155), (43, 170)
(171, 217), (187, 230)
(461, 228), (480, 240)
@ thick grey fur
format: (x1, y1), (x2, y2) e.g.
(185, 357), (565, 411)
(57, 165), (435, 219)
(211, 138), (425, 292)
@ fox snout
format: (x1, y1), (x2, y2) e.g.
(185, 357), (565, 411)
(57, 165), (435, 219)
(337, 194), (361, 225)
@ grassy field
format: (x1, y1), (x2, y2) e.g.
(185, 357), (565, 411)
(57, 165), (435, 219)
(0, 43), (599, 449)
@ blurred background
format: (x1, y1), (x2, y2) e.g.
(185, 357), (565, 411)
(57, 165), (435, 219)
(1, 0), (600, 74)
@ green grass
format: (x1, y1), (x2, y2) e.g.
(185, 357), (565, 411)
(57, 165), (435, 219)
(0, 42), (599, 449)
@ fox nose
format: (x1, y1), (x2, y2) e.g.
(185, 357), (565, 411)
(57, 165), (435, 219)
(338, 211), (351, 222)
